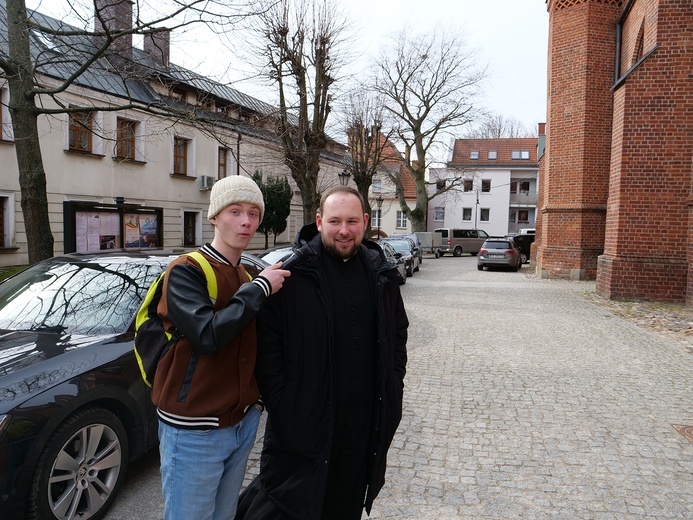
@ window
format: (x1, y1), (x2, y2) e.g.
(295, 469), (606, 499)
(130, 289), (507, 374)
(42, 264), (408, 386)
(170, 86), (188, 102)
(396, 211), (408, 228)
(480, 208), (490, 222)
(509, 208), (517, 222)
(463, 179), (473, 192)
(0, 193), (15, 248)
(511, 180), (531, 194)
(462, 208), (472, 221)
(481, 180), (491, 192)
(182, 210), (203, 247)
(469, 150), (479, 160)
(436, 179), (446, 191)
(116, 119), (136, 160)
(372, 209), (381, 228)
(218, 147), (228, 179)
(518, 210), (529, 223)
(183, 211), (198, 246)
(0, 87), (12, 141)
(434, 207), (445, 221)
(69, 112), (93, 152)
(173, 136), (189, 175)
(372, 179), (382, 193)
(488, 150), (497, 160)
(511, 150), (530, 160)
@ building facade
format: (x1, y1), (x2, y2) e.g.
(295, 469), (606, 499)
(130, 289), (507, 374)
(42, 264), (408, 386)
(428, 136), (541, 237)
(0, 1), (346, 267)
(537, 0), (692, 304)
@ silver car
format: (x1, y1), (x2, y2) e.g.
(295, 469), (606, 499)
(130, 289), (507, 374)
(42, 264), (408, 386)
(477, 239), (522, 272)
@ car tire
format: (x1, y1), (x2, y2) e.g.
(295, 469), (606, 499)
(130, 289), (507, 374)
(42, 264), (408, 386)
(414, 262), (419, 272)
(27, 406), (129, 520)
(435, 250), (441, 258)
(399, 272), (406, 285)
(513, 263), (520, 272)
(477, 264), (484, 271)
(520, 252), (528, 264)
(453, 246), (463, 257)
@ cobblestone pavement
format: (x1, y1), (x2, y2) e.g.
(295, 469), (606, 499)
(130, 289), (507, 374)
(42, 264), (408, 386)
(106, 255), (692, 519)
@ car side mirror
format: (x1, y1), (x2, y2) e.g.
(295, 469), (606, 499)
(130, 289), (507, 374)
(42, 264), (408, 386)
(394, 252), (403, 259)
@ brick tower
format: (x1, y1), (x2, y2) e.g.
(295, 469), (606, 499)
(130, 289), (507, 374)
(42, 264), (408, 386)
(538, 0), (693, 304)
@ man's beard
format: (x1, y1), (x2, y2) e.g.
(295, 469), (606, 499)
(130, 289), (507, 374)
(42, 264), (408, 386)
(323, 237), (361, 260)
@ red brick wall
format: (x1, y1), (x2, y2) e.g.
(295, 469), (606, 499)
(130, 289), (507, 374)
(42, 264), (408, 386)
(537, 0), (621, 279)
(597, 0), (692, 303)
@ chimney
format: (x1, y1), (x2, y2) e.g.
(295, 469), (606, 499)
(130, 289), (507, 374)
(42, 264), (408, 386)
(144, 29), (171, 67)
(538, 122), (546, 136)
(94, 0), (133, 58)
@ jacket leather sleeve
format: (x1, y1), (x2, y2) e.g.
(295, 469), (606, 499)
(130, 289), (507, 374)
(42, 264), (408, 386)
(165, 263), (266, 355)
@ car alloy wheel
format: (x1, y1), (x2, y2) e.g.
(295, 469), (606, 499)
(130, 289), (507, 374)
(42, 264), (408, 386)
(28, 407), (128, 520)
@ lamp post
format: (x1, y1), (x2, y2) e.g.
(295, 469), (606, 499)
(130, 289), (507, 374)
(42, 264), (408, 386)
(338, 169), (351, 186)
(375, 195), (384, 239)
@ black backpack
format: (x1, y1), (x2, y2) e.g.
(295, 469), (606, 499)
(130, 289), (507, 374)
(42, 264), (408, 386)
(134, 251), (217, 387)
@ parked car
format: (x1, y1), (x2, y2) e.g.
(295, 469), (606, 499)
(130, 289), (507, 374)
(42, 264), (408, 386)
(508, 233), (536, 264)
(477, 239), (523, 272)
(380, 241), (407, 285)
(0, 250), (268, 520)
(388, 233), (423, 264)
(434, 228), (491, 257)
(257, 245), (294, 265)
(380, 238), (418, 276)
(518, 228), (536, 235)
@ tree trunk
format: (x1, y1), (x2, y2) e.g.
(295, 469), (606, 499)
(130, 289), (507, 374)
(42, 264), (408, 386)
(7, 0), (54, 263)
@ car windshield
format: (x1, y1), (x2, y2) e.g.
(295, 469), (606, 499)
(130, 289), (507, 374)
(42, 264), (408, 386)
(0, 257), (167, 336)
(484, 241), (512, 249)
(258, 248), (293, 265)
(384, 240), (411, 254)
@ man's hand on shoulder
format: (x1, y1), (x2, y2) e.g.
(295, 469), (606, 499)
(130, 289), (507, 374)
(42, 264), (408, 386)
(258, 263), (291, 295)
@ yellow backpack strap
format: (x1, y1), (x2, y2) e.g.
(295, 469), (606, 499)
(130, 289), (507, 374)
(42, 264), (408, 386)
(184, 251), (218, 303)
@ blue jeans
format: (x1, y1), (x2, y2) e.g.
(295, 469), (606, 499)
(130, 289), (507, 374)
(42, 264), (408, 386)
(158, 406), (261, 520)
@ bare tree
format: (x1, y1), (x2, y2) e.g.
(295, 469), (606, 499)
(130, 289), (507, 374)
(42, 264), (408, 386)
(373, 27), (486, 232)
(253, 0), (347, 224)
(0, 0), (255, 263)
(340, 89), (392, 235)
(464, 112), (534, 138)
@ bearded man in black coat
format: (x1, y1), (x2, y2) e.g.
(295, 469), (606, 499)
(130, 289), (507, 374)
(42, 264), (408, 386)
(237, 186), (408, 520)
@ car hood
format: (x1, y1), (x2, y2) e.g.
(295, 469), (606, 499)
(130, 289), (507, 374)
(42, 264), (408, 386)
(0, 329), (126, 409)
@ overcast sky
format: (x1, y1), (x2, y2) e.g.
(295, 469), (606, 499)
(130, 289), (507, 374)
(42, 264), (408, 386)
(341, 0), (549, 134)
(25, 0), (549, 134)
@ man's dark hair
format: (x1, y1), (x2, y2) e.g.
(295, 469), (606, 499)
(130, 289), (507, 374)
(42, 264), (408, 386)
(318, 186), (367, 215)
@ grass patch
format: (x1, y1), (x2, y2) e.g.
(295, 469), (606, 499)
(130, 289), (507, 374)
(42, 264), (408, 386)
(0, 265), (27, 282)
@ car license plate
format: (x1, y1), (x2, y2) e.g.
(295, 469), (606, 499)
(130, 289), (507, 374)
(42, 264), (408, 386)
(490, 254), (504, 258)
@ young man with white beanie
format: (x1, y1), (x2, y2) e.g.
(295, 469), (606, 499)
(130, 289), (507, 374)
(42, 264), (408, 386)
(152, 175), (290, 520)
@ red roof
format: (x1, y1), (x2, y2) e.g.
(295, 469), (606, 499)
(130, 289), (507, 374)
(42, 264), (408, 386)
(449, 137), (538, 166)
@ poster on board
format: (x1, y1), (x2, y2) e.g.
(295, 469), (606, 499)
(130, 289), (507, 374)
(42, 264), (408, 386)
(75, 211), (121, 252)
(124, 213), (159, 248)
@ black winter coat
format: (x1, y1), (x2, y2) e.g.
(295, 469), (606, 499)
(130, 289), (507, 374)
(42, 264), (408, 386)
(253, 224), (408, 519)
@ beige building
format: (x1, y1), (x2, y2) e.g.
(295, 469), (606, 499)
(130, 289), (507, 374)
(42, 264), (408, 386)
(0, 2), (346, 267)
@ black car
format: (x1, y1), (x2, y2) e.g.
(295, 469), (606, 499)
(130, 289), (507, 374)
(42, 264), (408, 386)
(380, 238), (419, 276)
(380, 241), (407, 285)
(0, 250), (268, 520)
(509, 233), (536, 263)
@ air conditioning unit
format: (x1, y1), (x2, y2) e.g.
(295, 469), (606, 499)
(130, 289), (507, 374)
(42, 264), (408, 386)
(198, 175), (215, 191)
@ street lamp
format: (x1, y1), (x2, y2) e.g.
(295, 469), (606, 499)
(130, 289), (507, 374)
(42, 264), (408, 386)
(375, 195), (384, 239)
(338, 169), (351, 186)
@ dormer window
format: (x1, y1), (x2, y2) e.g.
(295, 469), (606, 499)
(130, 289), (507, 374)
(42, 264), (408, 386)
(511, 150), (530, 160)
(469, 150), (479, 160)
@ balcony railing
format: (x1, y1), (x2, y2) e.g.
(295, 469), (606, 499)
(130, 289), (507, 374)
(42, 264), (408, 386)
(509, 192), (538, 205)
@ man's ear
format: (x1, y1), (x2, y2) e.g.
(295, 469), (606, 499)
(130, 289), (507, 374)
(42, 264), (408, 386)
(316, 213), (323, 232)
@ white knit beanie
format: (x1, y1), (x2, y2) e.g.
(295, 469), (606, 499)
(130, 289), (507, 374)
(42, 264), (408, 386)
(207, 176), (265, 222)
